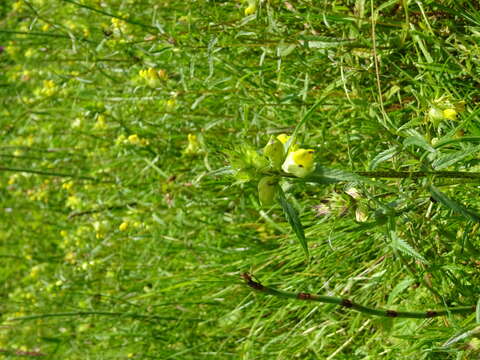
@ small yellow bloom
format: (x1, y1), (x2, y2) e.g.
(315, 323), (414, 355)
(62, 181), (74, 191)
(66, 195), (81, 209)
(119, 221), (129, 231)
(115, 134), (126, 145)
(276, 133), (290, 144)
(442, 108), (457, 120)
(40, 80), (57, 97)
(94, 114), (107, 130)
(12, 1), (23, 11)
(183, 133), (202, 155)
(65, 251), (76, 263)
(25, 48), (35, 58)
(282, 148), (315, 177)
(128, 134), (140, 145)
(139, 68), (167, 87)
(245, 4), (257, 15)
(276, 133), (299, 152)
(166, 98), (176, 110)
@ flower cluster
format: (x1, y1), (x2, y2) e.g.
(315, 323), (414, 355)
(427, 97), (464, 125)
(264, 134), (315, 178)
(139, 68), (168, 88)
(229, 134), (315, 206)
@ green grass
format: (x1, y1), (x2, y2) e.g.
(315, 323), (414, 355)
(1, 0), (480, 358)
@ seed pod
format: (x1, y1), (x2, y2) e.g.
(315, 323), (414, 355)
(258, 176), (277, 206)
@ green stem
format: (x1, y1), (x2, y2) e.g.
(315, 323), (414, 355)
(0, 166), (112, 183)
(242, 274), (476, 319)
(8, 311), (202, 322)
(356, 171), (480, 180)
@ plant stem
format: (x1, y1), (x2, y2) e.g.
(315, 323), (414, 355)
(0, 166), (112, 182)
(7, 311), (202, 322)
(242, 273), (476, 319)
(356, 171), (480, 180)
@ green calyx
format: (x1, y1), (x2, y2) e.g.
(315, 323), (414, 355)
(263, 136), (285, 170)
(258, 176), (278, 206)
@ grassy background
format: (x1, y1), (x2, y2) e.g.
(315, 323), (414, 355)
(1, 0), (480, 358)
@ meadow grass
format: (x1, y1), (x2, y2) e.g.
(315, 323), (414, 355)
(1, 0), (480, 358)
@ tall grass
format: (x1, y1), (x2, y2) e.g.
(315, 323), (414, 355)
(1, 0), (479, 358)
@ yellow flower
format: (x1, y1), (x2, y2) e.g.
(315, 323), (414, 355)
(62, 181), (73, 191)
(183, 133), (202, 155)
(25, 48), (35, 58)
(94, 114), (107, 130)
(282, 149), (315, 177)
(139, 68), (167, 87)
(128, 134), (140, 145)
(244, 0), (257, 15)
(119, 221), (129, 231)
(276, 133), (290, 144)
(66, 195), (81, 209)
(442, 108), (457, 120)
(276, 133), (299, 152)
(115, 134), (126, 145)
(39, 80), (57, 97)
(166, 98), (176, 110)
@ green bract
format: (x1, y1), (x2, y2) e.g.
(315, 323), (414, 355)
(263, 135), (284, 170)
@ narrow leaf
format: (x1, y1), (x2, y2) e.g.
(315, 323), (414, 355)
(403, 133), (435, 153)
(387, 278), (415, 305)
(428, 185), (480, 224)
(442, 326), (480, 348)
(432, 145), (480, 170)
(477, 297), (480, 324)
(370, 147), (399, 170)
(277, 187), (309, 261)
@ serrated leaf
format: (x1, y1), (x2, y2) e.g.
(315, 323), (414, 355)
(277, 187), (309, 261)
(403, 133), (435, 153)
(390, 231), (428, 264)
(304, 165), (391, 190)
(428, 184), (480, 224)
(432, 145), (480, 170)
(370, 147), (399, 170)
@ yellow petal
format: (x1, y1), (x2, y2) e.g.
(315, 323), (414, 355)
(442, 108), (457, 120)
